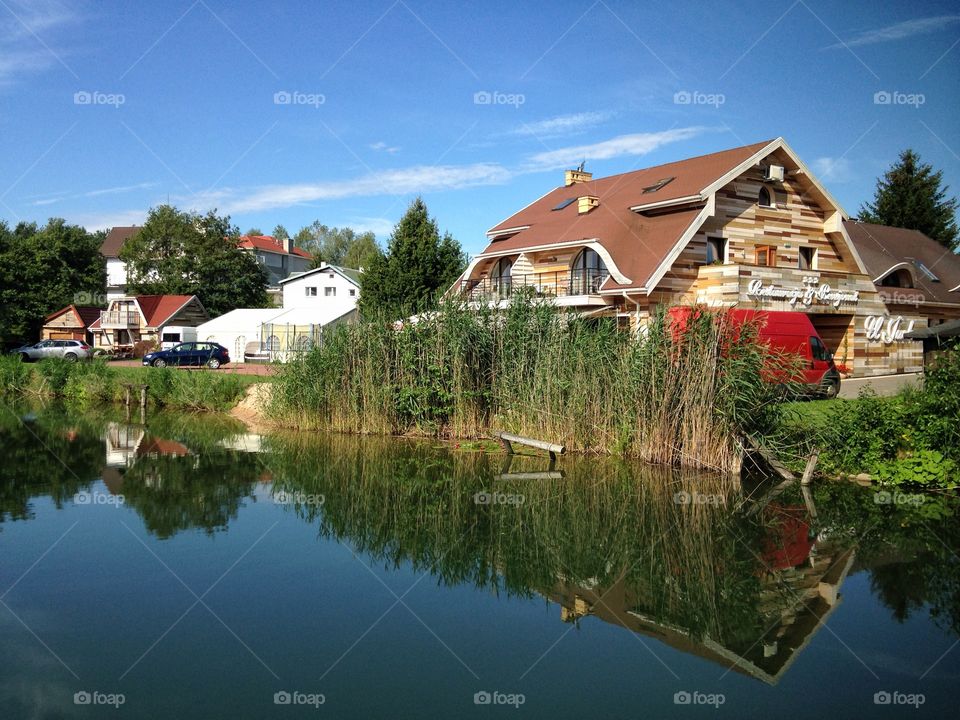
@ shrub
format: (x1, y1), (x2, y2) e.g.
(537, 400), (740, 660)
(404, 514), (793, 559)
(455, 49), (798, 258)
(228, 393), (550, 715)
(0, 356), (32, 395)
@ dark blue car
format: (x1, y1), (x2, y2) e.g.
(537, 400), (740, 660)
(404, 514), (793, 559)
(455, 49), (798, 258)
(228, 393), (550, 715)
(143, 342), (230, 369)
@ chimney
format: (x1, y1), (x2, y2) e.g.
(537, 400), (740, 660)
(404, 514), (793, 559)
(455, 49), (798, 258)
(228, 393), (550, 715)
(577, 195), (599, 214)
(565, 168), (593, 186)
(283, 236), (293, 253)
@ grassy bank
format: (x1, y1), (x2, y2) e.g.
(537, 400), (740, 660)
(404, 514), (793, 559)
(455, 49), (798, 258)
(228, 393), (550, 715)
(780, 345), (960, 487)
(271, 296), (786, 472)
(0, 356), (253, 412)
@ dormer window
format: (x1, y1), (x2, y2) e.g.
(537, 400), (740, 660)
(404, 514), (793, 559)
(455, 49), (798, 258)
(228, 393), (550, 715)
(758, 186), (773, 208)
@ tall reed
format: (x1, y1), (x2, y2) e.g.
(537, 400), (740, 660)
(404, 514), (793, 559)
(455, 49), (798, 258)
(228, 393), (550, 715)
(271, 294), (782, 472)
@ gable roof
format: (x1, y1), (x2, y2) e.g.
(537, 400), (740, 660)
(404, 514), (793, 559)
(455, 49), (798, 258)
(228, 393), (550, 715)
(277, 263), (362, 286)
(843, 220), (960, 305)
(135, 295), (204, 327)
(474, 138), (855, 294)
(101, 226), (140, 257)
(238, 235), (312, 259)
(43, 304), (101, 328)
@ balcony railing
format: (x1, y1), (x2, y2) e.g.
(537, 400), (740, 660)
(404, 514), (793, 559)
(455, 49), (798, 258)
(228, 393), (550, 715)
(100, 310), (139, 327)
(460, 269), (610, 301)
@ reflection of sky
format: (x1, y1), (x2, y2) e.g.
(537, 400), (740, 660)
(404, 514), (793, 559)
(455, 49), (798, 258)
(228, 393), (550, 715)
(1, 465), (958, 717)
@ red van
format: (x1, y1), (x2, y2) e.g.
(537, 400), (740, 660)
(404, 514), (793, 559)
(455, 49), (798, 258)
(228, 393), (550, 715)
(669, 308), (842, 399)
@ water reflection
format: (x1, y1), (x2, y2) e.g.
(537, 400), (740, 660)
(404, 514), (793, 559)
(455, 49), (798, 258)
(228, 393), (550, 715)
(1, 405), (957, 686)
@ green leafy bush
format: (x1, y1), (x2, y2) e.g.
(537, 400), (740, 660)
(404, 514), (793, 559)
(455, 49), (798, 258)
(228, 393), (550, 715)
(872, 451), (958, 489)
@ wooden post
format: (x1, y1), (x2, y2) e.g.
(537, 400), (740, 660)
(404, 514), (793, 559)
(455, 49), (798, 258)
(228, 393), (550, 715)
(800, 450), (819, 486)
(139, 385), (148, 409)
(494, 432), (565, 459)
(123, 385), (131, 407)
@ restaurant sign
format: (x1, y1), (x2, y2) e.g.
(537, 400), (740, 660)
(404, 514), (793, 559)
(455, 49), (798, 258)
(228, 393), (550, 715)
(746, 275), (859, 308)
(864, 315), (916, 344)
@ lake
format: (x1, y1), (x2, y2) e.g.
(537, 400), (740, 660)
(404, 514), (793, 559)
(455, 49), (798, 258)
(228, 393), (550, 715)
(1, 404), (957, 718)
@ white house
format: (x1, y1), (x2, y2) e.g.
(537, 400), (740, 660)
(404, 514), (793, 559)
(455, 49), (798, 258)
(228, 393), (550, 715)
(196, 263), (361, 363)
(279, 264), (361, 315)
(101, 226), (139, 300)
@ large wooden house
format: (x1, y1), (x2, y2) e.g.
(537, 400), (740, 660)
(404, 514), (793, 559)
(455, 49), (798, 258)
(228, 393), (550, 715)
(456, 137), (960, 377)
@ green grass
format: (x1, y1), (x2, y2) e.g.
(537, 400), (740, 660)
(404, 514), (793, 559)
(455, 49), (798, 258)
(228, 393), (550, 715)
(0, 356), (252, 412)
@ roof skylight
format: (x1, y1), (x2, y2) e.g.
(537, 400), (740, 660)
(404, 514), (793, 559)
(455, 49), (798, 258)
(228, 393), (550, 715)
(642, 177), (675, 194)
(552, 197), (576, 211)
(912, 259), (940, 282)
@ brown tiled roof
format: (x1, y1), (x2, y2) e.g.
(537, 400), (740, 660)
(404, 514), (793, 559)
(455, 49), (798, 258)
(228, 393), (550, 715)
(480, 140), (774, 290)
(43, 304), (101, 328)
(238, 235), (312, 258)
(101, 226), (140, 257)
(844, 220), (960, 306)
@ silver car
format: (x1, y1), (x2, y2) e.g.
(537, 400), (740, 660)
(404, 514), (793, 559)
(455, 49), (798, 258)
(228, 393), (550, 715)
(14, 339), (93, 362)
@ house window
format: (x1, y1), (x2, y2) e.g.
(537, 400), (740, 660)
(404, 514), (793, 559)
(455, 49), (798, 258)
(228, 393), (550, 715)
(798, 247), (816, 270)
(758, 186), (773, 208)
(571, 248), (607, 294)
(349, 289), (356, 297)
(881, 269), (914, 288)
(706, 237), (727, 264)
(755, 246), (777, 267)
(305, 286), (317, 296)
(324, 287), (336, 297)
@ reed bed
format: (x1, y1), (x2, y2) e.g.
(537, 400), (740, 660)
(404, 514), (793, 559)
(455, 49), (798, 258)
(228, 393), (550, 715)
(271, 295), (782, 472)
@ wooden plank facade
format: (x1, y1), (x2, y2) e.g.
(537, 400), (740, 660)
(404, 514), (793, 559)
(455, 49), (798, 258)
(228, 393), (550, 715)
(459, 139), (960, 377)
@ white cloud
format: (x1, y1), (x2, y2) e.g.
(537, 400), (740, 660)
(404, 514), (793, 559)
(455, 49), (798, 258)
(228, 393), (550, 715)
(349, 216), (396, 236)
(824, 15), (960, 49)
(27, 181), (159, 206)
(66, 209), (146, 232)
(523, 127), (707, 171)
(509, 111), (613, 138)
(207, 163), (512, 214)
(0, 1), (78, 85)
(369, 141), (401, 154)
(812, 156), (854, 183)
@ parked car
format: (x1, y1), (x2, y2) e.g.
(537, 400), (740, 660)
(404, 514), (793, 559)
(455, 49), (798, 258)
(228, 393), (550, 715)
(143, 342), (230, 369)
(13, 339), (93, 362)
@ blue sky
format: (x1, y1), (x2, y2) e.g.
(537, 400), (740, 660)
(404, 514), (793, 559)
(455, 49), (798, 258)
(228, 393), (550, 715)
(1, 0), (958, 256)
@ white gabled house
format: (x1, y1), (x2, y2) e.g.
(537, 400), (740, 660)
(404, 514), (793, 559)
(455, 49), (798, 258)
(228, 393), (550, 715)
(196, 263), (361, 363)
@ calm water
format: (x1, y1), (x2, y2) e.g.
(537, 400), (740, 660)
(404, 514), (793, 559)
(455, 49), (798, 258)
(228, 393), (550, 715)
(1, 405), (958, 719)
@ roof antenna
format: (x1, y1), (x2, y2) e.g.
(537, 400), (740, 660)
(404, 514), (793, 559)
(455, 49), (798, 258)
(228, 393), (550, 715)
(576, 160), (586, 172)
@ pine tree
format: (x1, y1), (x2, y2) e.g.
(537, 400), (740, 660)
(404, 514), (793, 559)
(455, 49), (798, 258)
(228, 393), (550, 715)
(859, 149), (958, 250)
(358, 198), (467, 319)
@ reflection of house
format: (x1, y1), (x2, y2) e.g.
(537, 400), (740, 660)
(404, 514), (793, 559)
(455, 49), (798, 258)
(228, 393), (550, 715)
(546, 528), (855, 685)
(103, 422), (145, 467)
(90, 295), (208, 352)
(196, 263), (360, 362)
(41, 305), (101, 344)
(455, 137), (959, 376)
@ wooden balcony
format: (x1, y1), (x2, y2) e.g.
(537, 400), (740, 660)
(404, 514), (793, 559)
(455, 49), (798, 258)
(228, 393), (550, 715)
(100, 310), (140, 328)
(460, 269), (610, 301)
